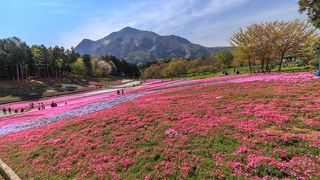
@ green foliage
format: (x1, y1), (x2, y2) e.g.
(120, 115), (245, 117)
(162, 59), (188, 77)
(254, 164), (288, 178)
(0, 37), (141, 80)
(299, 0), (320, 28)
(231, 20), (317, 72)
(82, 54), (92, 76)
(142, 55), (222, 79)
(142, 61), (167, 79)
(215, 50), (234, 68)
(313, 40), (320, 57)
(100, 55), (140, 78)
(92, 66), (104, 77)
(71, 58), (86, 76)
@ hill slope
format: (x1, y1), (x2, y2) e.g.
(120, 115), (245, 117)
(75, 27), (231, 64)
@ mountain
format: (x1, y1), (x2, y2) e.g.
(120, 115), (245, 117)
(75, 27), (231, 64)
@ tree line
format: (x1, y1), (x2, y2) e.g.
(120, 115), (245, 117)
(0, 37), (140, 81)
(142, 50), (234, 79)
(231, 19), (318, 73)
(143, 19), (319, 78)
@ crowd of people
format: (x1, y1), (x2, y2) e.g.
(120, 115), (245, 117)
(2, 88), (126, 116)
(2, 107), (24, 115)
(2, 87), (129, 117)
(1, 101), (67, 116)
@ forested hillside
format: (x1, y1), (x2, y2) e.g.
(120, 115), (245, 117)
(0, 37), (140, 81)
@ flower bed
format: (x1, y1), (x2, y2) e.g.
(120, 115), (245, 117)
(0, 72), (319, 179)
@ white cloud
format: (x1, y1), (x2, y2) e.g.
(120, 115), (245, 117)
(180, 1), (307, 47)
(58, 0), (249, 48)
(34, 1), (81, 15)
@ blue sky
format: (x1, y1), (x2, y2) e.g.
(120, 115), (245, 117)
(0, 0), (307, 48)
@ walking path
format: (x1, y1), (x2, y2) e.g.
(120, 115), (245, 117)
(0, 92), (147, 136)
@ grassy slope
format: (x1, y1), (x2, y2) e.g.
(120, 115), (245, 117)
(0, 78), (319, 178)
(0, 76), (123, 104)
(180, 65), (316, 80)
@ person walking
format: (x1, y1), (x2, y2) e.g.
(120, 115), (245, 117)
(41, 103), (45, 110)
(8, 107), (11, 114)
(2, 108), (6, 115)
(117, 90), (120, 95)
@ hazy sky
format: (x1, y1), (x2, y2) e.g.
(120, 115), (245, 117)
(0, 0), (307, 48)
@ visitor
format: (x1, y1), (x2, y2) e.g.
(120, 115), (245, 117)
(117, 90), (120, 95)
(223, 71), (228, 75)
(14, 109), (18, 113)
(122, 88), (124, 94)
(8, 107), (11, 114)
(21, 108), (24, 113)
(2, 108), (6, 115)
(31, 103), (34, 109)
(38, 103), (41, 110)
(236, 69), (240, 75)
(51, 102), (55, 108)
(41, 103), (45, 110)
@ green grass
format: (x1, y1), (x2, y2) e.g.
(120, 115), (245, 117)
(0, 76), (125, 104)
(171, 64), (317, 80)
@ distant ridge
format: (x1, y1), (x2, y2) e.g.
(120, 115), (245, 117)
(75, 27), (231, 64)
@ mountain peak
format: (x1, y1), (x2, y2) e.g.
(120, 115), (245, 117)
(120, 26), (139, 32)
(75, 27), (231, 64)
(103, 27), (159, 41)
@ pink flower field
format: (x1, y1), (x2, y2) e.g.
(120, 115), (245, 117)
(0, 72), (319, 179)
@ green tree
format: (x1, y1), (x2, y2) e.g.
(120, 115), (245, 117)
(142, 62), (166, 79)
(71, 58), (86, 76)
(162, 59), (187, 77)
(82, 54), (92, 77)
(299, 0), (320, 28)
(215, 50), (234, 68)
(231, 20), (316, 72)
(4, 37), (25, 81)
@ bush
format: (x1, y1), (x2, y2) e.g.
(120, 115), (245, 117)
(197, 65), (217, 73)
(162, 59), (187, 77)
(309, 58), (320, 67)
